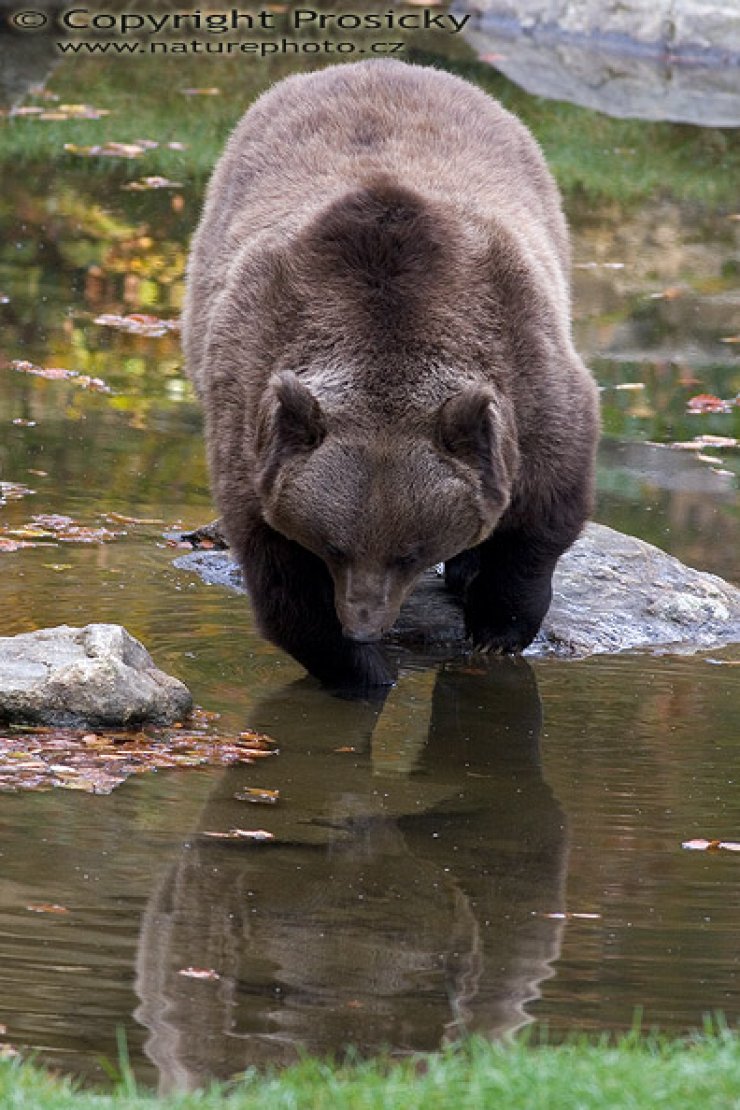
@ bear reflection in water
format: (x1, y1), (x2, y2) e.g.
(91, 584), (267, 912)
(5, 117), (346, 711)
(135, 659), (567, 1092)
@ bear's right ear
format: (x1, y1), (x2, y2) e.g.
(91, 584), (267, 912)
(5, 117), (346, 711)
(255, 371), (326, 488)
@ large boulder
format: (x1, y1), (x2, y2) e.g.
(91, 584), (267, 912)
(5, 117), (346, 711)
(456, 0), (740, 126)
(0, 624), (193, 727)
(174, 523), (740, 658)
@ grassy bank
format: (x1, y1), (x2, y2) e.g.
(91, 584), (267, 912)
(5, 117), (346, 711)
(2, 43), (739, 206)
(2, 1032), (740, 1109)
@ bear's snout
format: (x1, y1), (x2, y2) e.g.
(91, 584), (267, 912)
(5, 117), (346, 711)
(335, 570), (400, 643)
(338, 599), (389, 644)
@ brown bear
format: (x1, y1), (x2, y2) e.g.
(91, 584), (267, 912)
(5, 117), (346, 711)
(183, 59), (600, 688)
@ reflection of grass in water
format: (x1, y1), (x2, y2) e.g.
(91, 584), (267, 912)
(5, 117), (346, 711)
(1, 49), (739, 204)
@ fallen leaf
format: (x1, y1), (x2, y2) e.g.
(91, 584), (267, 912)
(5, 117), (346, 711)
(178, 967), (221, 980)
(697, 435), (738, 447)
(650, 286), (684, 300)
(7, 359), (111, 392)
(539, 911), (602, 920)
(0, 481), (35, 502)
(37, 104), (110, 121)
(682, 838), (740, 852)
(105, 512), (165, 525)
(64, 140), (150, 159)
(687, 394), (736, 414)
(0, 538), (41, 552)
(719, 336), (740, 344)
(334, 746), (356, 753)
(94, 312), (180, 338)
(26, 903), (70, 914)
(234, 787), (280, 805)
(123, 176), (183, 191)
(202, 828), (274, 841)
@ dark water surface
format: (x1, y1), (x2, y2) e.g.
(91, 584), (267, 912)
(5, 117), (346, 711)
(0, 43), (739, 1094)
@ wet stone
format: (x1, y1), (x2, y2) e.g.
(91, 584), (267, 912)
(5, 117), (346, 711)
(0, 623), (193, 727)
(174, 523), (740, 658)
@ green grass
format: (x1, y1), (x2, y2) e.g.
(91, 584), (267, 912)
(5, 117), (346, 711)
(2, 44), (739, 206)
(2, 1031), (740, 1109)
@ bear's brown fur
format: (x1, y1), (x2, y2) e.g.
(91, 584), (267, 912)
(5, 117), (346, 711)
(183, 59), (600, 687)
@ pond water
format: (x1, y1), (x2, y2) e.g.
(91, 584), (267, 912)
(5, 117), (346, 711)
(0, 33), (739, 1095)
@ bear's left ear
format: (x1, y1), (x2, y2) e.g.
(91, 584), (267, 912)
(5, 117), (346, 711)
(436, 386), (518, 509)
(256, 371), (326, 489)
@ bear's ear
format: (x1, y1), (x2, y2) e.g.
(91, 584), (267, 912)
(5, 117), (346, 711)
(256, 371), (326, 488)
(436, 387), (518, 509)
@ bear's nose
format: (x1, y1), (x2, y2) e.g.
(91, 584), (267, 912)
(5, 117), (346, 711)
(341, 603), (384, 643)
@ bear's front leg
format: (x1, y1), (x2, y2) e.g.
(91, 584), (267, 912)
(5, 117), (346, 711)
(236, 520), (395, 689)
(460, 527), (559, 654)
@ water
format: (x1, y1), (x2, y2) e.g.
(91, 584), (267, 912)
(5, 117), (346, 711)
(0, 37), (738, 1094)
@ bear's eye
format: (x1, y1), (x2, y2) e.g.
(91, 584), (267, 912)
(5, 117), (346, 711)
(325, 543), (348, 564)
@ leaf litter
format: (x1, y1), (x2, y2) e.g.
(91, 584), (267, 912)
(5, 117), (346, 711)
(7, 358), (111, 393)
(0, 715), (277, 794)
(0, 513), (125, 547)
(0, 481), (35, 505)
(94, 312), (181, 337)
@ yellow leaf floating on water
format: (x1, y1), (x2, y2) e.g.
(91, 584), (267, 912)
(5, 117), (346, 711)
(235, 787), (280, 804)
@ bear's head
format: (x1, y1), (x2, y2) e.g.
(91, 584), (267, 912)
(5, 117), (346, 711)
(255, 371), (518, 643)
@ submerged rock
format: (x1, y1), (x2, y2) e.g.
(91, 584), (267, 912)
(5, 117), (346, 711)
(174, 523), (740, 658)
(0, 624), (193, 727)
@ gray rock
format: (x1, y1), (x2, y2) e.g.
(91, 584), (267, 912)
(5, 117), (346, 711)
(174, 523), (740, 658)
(0, 624), (193, 727)
(455, 0), (740, 126)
